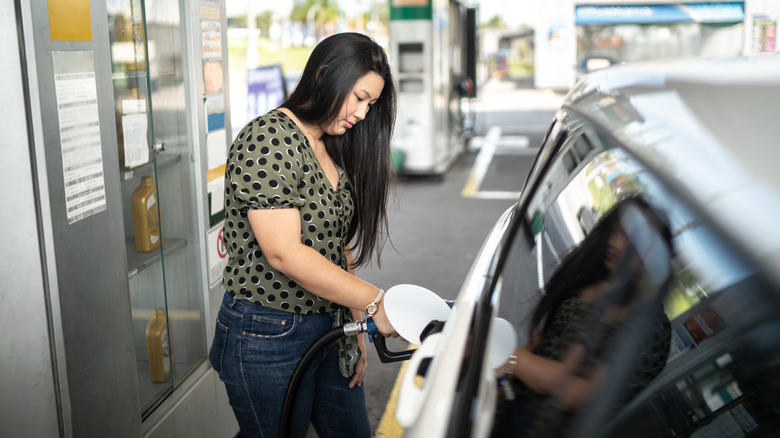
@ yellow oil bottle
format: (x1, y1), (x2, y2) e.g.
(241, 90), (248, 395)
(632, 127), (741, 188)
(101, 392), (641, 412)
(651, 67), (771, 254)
(131, 176), (161, 252)
(145, 308), (172, 383)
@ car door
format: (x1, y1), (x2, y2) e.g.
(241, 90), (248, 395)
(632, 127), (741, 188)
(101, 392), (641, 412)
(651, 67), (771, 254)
(487, 112), (780, 437)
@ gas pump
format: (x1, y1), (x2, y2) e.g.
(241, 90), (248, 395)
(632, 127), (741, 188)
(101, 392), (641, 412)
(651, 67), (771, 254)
(389, 0), (478, 175)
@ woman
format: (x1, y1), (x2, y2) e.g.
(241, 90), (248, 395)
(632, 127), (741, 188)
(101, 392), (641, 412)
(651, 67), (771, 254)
(493, 198), (673, 437)
(209, 32), (398, 438)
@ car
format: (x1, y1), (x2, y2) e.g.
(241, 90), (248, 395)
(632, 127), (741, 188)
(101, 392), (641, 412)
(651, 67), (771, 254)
(576, 54), (620, 80)
(394, 53), (780, 438)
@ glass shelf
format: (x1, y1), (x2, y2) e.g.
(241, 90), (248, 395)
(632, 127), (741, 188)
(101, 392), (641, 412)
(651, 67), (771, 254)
(122, 152), (181, 181)
(126, 237), (185, 279)
(112, 70), (148, 81)
(137, 359), (173, 416)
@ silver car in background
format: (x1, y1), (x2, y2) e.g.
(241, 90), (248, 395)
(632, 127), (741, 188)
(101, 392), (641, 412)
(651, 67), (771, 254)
(396, 54), (780, 437)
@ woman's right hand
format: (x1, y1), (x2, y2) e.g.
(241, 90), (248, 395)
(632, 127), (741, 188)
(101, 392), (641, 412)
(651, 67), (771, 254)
(371, 301), (399, 338)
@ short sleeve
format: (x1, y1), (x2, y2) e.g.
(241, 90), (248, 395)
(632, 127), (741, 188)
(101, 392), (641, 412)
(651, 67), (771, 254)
(226, 112), (307, 211)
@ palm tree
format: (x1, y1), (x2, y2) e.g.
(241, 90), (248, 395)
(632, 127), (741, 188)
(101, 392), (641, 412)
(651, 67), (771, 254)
(291, 0), (342, 45)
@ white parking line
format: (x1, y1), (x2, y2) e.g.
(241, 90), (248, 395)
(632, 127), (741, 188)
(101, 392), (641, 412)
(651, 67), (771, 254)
(461, 127), (530, 200)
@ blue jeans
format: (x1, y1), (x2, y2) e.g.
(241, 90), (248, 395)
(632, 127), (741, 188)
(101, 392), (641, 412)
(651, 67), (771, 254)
(209, 293), (370, 438)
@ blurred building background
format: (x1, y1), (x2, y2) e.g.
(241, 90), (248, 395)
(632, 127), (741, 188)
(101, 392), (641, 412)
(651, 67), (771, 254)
(224, 0), (778, 139)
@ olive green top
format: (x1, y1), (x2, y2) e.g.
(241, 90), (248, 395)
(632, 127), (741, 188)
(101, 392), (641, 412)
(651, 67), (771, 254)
(222, 109), (355, 315)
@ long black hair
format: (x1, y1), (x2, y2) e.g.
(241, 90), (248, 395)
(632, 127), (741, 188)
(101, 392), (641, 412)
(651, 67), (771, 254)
(282, 32), (397, 268)
(529, 197), (672, 337)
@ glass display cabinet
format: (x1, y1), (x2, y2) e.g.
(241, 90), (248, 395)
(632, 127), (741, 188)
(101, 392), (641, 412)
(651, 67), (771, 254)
(9, 0), (233, 435)
(107, 0), (207, 417)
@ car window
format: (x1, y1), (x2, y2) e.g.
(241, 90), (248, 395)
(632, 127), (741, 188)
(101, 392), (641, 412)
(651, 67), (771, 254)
(493, 116), (780, 437)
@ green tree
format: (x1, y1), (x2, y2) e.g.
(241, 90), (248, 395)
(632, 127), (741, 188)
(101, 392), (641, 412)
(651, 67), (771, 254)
(291, 0), (342, 42)
(257, 11), (274, 38)
(482, 14), (506, 29)
(228, 15), (247, 28)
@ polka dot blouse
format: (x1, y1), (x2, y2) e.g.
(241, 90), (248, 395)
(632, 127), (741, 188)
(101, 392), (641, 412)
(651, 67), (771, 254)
(222, 109), (355, 314)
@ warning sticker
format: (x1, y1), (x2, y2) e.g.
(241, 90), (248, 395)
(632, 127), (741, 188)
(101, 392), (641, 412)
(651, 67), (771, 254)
(207, 224), (228, 287)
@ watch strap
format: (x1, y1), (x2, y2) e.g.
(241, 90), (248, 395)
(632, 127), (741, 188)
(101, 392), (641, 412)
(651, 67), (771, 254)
(365, 288), (385, 316)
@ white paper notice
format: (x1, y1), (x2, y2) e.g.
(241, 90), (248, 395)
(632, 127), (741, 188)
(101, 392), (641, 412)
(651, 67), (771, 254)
(208, 176), (225, 216)
(53, 51), (107, 225)
(201, 21), (222, 58)
(122, 113), (149, 168)
(207, 129), (227, 170)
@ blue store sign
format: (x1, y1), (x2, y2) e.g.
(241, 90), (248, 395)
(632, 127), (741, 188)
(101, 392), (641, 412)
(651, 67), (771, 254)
(247, 64), (287, 121)
(576, 2), (745, 25)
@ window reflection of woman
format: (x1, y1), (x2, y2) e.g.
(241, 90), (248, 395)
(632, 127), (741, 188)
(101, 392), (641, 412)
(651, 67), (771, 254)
(493, 197), (672, 437)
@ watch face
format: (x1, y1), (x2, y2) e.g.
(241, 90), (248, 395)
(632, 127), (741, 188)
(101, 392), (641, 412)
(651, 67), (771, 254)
(366, 304), (377, 315)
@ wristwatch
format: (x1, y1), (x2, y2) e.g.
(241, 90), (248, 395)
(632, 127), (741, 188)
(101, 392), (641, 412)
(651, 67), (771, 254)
(364, 288), (385, 317)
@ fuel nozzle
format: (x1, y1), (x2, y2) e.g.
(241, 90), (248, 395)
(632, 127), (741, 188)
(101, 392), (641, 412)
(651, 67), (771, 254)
(419, 319), (446, 342)
(338, 318), (413, 363)
(341, 317), (448, 363)
(342, 318), (375, 337)
(343, 285), (453, 363)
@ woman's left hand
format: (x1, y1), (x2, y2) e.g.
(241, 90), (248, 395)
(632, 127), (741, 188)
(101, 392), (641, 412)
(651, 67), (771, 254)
(350, 307), (369, 388)
(350, 355), (368, 388)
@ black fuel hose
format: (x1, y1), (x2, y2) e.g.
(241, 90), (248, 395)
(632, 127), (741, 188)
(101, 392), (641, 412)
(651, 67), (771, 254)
(279, 326), (346, 438)
(278, 317), (416, 438)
